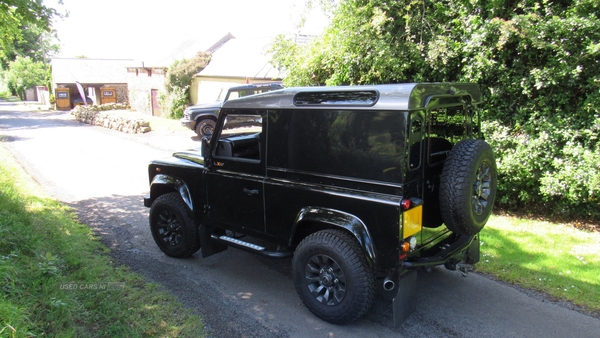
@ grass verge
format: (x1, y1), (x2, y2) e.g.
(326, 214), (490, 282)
(0, 145), (206, 337)
(478, 215), (600, 315)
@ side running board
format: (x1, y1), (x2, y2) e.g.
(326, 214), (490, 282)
(210, 234), (293, 258)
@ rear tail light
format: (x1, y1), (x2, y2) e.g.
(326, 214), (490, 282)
(401, 199), (411, 210)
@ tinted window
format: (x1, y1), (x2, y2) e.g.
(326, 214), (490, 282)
(267, 110), (405, 182)
(428, 104), (473, 165)
(408, 113), (423, 170)
(430, 107), (466, 142)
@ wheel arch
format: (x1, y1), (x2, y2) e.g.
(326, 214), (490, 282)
(149, 174), (195, 217)
(291, 207), (378, 268)
(193, 112), (218, 126)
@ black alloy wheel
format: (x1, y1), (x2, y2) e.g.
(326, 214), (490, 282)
(304, 254), (347, 306)
(472, 161), (493, 216)
(149, 193), (201, 258)
(292, 229), (375, 324)
(155, 208), (183, 246)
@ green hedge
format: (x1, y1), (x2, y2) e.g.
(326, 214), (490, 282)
(270, 0), (600, 220)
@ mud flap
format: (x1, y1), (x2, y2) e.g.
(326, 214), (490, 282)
(393, 269), (417, 327)
(199, 225), (227, 258)
(463, 234), (480, 265)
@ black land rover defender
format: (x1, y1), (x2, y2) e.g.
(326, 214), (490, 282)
(144, 83), (497, 326)
(180, 82), (283, 138)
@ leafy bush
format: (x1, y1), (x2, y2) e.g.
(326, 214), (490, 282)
(3, 56), (50, 99)
(163, 52), (211, 119)
(159, 86), (189, 120)
(270, 0), (600, 220)
(166, 52), (211, 92)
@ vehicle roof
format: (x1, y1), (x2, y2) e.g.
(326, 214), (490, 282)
(228, 82), (283, 91)
(222, 83), (481, 111)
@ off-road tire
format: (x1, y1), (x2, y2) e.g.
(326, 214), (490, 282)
(292, 229), (375, 324)
(439, 139), (497, 235)
(195, 118), (216, 138)
(149, 193), (201, 258)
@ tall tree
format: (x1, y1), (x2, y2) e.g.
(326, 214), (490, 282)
(0, 0), (64, 66)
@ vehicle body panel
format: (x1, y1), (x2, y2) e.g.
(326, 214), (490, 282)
(150, 83), (484, 271)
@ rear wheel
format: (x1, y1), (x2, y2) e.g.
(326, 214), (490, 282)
(439, 139), (497, 235)
(149, 193), (200, 258)
(292, 229), (375, 324)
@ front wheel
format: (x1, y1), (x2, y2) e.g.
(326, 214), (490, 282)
(292, 229), (375, 324)
(149, 193), (200, 258)
(195, 118), (216, 138)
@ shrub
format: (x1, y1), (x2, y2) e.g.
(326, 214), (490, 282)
(163, 52), (211, 119)
(271, 0), (600, 221)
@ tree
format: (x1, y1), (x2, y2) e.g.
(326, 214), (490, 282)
(161, 51), (211, 119)
(0, 0), (64, 66)
(1, 24), (60, 68)
(4, 56), (50, 99)
(270, 0), (600, 220)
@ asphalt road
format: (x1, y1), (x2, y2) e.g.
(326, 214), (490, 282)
(1, 105), (599, 338)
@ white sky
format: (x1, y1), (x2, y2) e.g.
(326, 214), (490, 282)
(47, 0), (328, 66)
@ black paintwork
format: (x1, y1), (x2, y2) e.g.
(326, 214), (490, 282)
(147, 83), (483, 274)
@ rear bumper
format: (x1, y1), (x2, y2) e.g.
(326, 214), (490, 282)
(402, 234), (479, 268)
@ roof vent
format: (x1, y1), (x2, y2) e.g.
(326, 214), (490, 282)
(293, 90), (378, 106)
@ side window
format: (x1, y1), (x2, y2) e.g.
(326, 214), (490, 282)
(214, 114), (262, 161)
(428, 105), (466, 165)
(408, 112), (423, 170)
(268, 110), (404, 182)
(228, 91), (240, 100)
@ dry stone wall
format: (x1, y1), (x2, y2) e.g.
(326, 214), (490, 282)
(71, 104), (152, 134)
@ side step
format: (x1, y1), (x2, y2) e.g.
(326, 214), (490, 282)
(210, 234), (293, 258)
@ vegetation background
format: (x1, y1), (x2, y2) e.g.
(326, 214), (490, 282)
(2, 1), (598, 223)
(269, 0), (600, 223)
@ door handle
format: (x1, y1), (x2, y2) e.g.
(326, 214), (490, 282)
(243, 188), (259, 195)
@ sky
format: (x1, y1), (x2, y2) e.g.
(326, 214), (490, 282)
(47, 0), (328, 66)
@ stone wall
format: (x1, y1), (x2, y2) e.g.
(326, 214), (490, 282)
(71, 104), (152, 134)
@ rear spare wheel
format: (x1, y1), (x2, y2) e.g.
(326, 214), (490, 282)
(439, 139), (497, 235)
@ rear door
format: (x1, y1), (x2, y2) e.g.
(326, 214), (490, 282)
(420, 97), (474, 242)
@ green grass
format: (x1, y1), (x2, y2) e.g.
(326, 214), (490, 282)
(477, 215), (600, 314)
(0, 93), (18, 101)
(0, 145), (206, 337)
